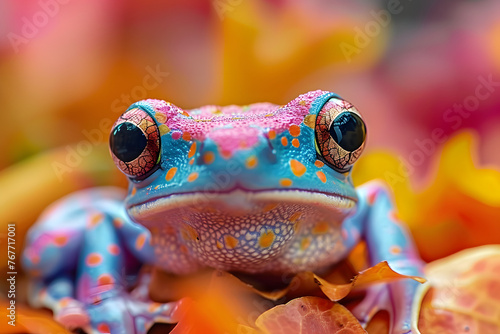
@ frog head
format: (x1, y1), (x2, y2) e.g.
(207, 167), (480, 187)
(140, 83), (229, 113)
(109, 90), (366, 272)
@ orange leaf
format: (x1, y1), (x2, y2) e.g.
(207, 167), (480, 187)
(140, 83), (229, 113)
(255, 296), (367, 334)
(417, 245), (500, 333)
(315, 261), (425, 301)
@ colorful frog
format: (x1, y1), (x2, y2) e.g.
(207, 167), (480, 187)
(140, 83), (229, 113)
(22, 90), (424, 333)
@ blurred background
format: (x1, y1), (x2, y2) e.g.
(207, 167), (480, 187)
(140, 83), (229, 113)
(1, 0), (500, 168)
(1, 1), (500, 331)
(1, 0), (500, 285)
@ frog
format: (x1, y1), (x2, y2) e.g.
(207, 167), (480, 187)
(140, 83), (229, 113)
(22, 90), (424, 334)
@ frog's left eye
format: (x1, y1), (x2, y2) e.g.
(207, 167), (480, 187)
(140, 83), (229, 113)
(315, 97), (366, 172)
(109, 108), (160, 179)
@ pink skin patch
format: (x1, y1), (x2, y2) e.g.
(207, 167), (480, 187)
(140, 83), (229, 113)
(208, 127), (261, 157)
(145, 90), (328, 154)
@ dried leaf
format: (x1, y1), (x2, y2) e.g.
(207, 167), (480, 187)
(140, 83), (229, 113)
(254, 296), (367, 334)
(315, 261), (425, 301)
(418, 245), (500, 333)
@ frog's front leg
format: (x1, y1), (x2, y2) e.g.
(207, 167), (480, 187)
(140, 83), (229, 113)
(75, 211), (181, 334)
(345, 181), (425, 333)
(23, 189), (180, 334)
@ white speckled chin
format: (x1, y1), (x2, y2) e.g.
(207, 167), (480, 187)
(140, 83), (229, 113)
(126, 190), (357, 274)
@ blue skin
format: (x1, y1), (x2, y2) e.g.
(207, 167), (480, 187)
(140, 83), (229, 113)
(23, 91), (424, 333)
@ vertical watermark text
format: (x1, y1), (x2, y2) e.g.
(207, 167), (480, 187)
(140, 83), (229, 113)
(6, 223), (17, 327)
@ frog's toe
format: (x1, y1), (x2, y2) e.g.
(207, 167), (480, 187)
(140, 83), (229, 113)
(83, 295), (183, 334)
(138, 299), (186, 328)
(53, 297), (90, 329)
(351, 280), (419, 333)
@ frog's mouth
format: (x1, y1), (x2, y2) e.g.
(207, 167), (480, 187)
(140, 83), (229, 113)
(127, 188), (357, 274)
(127, 188), (356, 221)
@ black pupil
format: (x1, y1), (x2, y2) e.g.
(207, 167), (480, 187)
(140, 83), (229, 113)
(329, 112), (366, 152)
(110, 122), (147, 162)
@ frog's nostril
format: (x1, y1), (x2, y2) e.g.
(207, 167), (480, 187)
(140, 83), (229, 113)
(263, 136), (278, 164)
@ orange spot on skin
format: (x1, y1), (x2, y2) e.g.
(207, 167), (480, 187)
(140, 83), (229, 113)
(290, 159), (307, 177)
(166, 167), (178, 181)
(86, 253), (103, 267)
(189, 158), (194, 165)
(389, 210), (400, 221)
(268, 130), (276, 140)
(390, 246), (402, 255)
(155, 112), (167, 123)
(148, 302), (161, 312)
(245, 156), (258, 169)
(188, 142), (197, 158)
(314, 160), (324, 168)
(97, 323), (111, 334)
(216, 241), (223, 249)
(97, 274), (115, 286)
(107, 244), (120, 256)
(304, 114), (316, 128)
(292, 138), (300, 148)
(180, 245), (188, 254)
(31, 254), (40, 264)
(159, 124), (170, 136)
(203, 152), (215, 164)
(113, 218), (124, 228)
(312, 221), (329, 234)
(53, 235), (68, 247)
(164, 225), (176, 235)
(59, 297), (71, 308)
(299, 100), (307, 106)
(280, 178), (293, 187)
(301, 237), (311, 250)
(289, 211), (302, 222)
(187, 172), (199, 182)
(181, 225), (199, 241)
(259, 230), (275, 248)
(289, 125), (301, 137)
(135, 234), (147, 250)
(263, 203), (278, 212)
(316, 171), (327, 183)
(281, 137), (288, 146)
(224, 235), (239, 249)
(89, 213), (103, 228)
(182, 132), (192, 141)
(131, 187), (137, 196)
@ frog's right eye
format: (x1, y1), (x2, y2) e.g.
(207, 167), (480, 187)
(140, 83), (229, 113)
(314, 97), (366, 172)
(109, 108), (160, 179)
